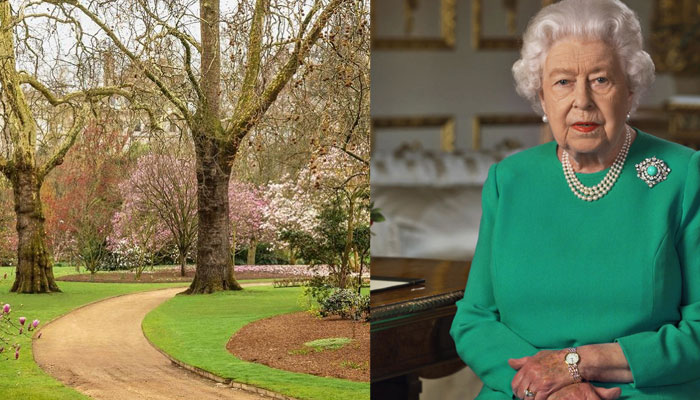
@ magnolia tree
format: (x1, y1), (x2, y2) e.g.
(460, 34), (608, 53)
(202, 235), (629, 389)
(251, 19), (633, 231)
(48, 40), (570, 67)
(109, 177), (172, 279)
(228, 180), (272, 266)
(262, 174), (319, 264)
(302, 145), (369, 288)
(0, 303), (40, 360)
(117, 153), (198, 276)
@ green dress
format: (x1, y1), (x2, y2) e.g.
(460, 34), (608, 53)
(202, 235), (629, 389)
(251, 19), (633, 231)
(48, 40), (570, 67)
(449, 129), (700, 399)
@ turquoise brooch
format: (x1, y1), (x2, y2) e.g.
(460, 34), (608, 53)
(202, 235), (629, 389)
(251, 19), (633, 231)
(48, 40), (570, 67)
(635, 157), (670, 188)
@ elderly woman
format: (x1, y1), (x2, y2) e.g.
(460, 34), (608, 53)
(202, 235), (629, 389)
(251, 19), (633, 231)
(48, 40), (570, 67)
(449, 0), (700, 399)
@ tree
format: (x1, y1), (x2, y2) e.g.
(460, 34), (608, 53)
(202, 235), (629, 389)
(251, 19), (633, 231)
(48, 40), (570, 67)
(0, 2), (140, 292)
(109, 194), (171, 280)
(44, 123), (133, 277)
(119, 152), (198, 277)
(49, 0), (347, 293)
(228, 179), (271, 266)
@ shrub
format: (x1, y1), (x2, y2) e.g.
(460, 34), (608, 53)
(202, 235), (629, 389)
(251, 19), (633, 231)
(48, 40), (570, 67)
(318, 288), (369, 321)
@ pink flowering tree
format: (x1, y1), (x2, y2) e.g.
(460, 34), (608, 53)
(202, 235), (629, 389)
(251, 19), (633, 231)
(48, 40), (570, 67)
(262, 175), (319, 264)
(302, 145), (369, 288)
(112, 153), (198, 277)
(228, 180), (273, 266)
(109, 206), (171, 279)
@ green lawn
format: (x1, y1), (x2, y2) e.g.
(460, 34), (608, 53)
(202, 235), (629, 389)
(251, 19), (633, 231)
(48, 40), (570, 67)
(142, 286), (370, 400)
(0, 266), (188, 399)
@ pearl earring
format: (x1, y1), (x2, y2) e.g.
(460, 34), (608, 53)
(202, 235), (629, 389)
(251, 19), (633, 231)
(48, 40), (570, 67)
(542, 115), (548, 123)
(626, 112), (631, 121)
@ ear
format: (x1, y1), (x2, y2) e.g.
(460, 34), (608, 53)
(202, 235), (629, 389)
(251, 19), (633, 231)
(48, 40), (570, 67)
(538, 90), (547, 115)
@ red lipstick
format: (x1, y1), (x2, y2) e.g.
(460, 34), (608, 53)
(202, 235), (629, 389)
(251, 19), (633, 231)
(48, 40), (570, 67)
(572, 122), (600, 132)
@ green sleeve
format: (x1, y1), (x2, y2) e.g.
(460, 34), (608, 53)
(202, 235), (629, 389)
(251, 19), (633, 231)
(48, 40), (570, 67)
(449, 163), (538, 396)
(615, 151), (700, 387)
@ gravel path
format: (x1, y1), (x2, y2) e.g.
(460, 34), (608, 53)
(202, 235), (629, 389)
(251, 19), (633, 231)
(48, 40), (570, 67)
(33, 286), (267, 400)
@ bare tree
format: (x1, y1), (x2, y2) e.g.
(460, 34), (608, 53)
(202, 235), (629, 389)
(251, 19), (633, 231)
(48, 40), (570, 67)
(49, 0), (347, 293)
(122, 151), (198, 277)
(0, 1), (140, 293)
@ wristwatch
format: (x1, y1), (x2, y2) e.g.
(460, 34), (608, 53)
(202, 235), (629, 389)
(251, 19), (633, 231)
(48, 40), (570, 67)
(564, 347), (582, 383)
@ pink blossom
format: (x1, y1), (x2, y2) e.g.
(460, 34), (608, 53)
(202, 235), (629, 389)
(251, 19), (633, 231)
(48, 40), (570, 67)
(2, 304), (9, 313)
(32, 319), (40, 328)
(18, 317), (25, 326)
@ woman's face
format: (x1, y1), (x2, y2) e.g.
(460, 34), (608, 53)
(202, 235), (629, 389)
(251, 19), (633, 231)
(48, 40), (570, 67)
(540, 38), (632, 158)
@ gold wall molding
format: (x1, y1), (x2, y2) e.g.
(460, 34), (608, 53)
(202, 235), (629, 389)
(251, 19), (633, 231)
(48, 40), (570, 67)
(471, 113), (546, 150)
(372, 0), (457, 50)
(372, 116), (456, 152)
(650, 0), (700, 75)
(471, 0), (557, 50)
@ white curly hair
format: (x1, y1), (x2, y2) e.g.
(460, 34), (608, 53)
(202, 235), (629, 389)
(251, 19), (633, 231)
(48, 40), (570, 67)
(512, 0), (655, 115)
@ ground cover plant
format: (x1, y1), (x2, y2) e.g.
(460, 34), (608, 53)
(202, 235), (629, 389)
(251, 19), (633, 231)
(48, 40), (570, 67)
(142, 285), (369, 400)
(0, 266), (187, 399)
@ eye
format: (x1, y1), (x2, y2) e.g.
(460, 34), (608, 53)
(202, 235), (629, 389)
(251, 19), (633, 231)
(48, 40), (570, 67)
(594, 77), (608, 84)
(555, 79), (570, 86)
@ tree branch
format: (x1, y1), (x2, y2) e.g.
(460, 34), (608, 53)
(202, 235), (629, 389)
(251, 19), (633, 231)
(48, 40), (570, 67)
(19, 72), (133, 105)
(176, 31), (204, 105)
(226, 0), (344, 142)
(37, 104), (88, 181)
(45, 0), (193, 123)
(232, 0), (266, 118)
(330, 144), (368, 166)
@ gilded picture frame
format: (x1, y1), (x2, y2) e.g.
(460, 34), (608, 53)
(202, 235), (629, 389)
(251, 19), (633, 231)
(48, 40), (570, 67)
(471, 0), (557, 50)
(371, 0), (457, 50)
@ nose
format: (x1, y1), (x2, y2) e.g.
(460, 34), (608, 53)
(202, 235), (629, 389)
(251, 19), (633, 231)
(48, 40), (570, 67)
(573, 80), (593, 110)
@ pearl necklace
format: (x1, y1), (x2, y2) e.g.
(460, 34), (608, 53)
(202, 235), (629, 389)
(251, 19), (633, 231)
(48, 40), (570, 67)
(561, 126), (632, 202)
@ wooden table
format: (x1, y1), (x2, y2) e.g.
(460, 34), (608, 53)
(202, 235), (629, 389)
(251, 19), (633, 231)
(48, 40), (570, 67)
(371, 257), (471, 400)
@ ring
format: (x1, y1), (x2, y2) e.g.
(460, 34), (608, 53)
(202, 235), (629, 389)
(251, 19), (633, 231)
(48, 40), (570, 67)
(524, 388), (536, 397)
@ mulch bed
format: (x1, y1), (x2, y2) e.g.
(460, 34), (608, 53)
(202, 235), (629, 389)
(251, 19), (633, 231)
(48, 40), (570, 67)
(227, 311), (369, 382)
(56, 266), (302, 283)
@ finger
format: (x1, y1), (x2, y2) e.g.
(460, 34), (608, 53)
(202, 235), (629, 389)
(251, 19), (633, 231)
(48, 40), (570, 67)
(592, 386), (622, 400)
(533, 388), (550, 400)
(511, 368), (526, 395)
(509, 357), (529, 370)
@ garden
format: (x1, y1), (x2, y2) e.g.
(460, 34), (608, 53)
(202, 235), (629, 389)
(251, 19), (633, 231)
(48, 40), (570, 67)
(0, 0), (370, 399)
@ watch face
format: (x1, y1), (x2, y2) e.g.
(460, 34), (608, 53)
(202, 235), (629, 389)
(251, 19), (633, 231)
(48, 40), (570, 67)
(565, 353), (580, 365)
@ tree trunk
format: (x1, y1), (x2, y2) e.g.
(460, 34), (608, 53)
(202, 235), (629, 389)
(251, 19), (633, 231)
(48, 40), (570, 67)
(289, 244), (296, 265)
(179, 251), (186, 277)
(10, 167), (60, 293)
(184, 134), (241, 294)
(247, 238), (257, 265)
(339, 196), (355, 289)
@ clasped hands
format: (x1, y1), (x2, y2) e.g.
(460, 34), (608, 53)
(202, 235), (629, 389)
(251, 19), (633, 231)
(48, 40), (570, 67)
(509, 350), (621, 400)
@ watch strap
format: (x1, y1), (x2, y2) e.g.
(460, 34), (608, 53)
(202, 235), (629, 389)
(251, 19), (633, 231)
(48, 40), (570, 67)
(565, 347), (582, 383)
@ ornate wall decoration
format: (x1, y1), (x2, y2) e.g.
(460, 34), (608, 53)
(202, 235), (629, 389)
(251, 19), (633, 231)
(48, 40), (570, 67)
(667, 97), (700, 149)
(372, 0), (457, 50)
(471, 114), (548, 150)
(650, 0), (700, 75)
(471, 0), (558, 50)
(372, 116), (456, 152)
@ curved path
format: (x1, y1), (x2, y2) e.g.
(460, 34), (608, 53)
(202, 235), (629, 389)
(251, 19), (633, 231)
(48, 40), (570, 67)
(34, 286), (267, 400)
